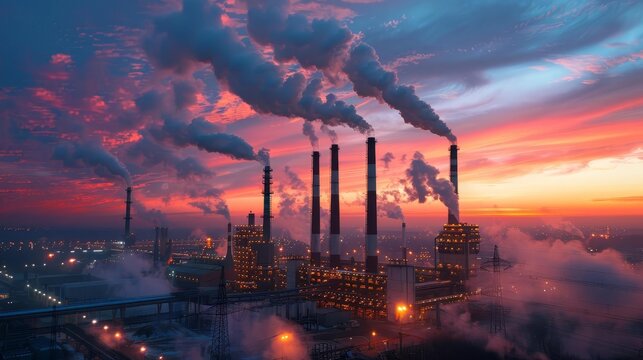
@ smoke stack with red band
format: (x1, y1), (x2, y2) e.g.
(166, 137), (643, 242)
(366, 137), (378, 273)
(124, 187), (133, 246)
(329, 144), (341, 268)
(311, 151), (321, 265)
(448, 145), (459, 224)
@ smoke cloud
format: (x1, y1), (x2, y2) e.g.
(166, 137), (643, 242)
(302, 121), (319, 149)
(457, 224), (643, 359)
(127, 132), (212, 179)
(320, 124), (338, 143)
(380, 151), (395, 168)
(52, 141), (132, 186)
(187, 187), (231, 221)
(256, 147), (270, 166)
(144, 0), (372, 134)
(403, 151), (458, 218)
(89, 254), (172, 298)
(245, 1), (456, 142)
(151, 117), (257, 161)
(132, 201), (168, 226)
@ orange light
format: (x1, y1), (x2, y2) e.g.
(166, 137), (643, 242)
(48, 253), (55, 259)
(371, 331), (377, 336)
(279, 333), (290, 341)
(68, 258), (76, 264)
(103, 325), (109, 330)
(140, 346), (147, 353)
(115, 332), (121, 338)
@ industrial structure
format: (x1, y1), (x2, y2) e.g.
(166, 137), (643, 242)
(290, 138), (480, 321)
(123, 187), (134, 247)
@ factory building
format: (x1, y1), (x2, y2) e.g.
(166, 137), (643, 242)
(434, 145), (481, 281)
(233, 212), (277, 291)
(291, 138), (479, 322)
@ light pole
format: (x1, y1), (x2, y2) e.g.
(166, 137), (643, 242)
(396, 305), (408, 352)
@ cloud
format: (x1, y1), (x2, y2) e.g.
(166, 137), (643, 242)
(52, 141), (132, 186)
(143, 0), (372, 134)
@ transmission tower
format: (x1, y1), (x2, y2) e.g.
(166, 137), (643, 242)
(481, 245), (512, 335)
(210, 269), (231, 360)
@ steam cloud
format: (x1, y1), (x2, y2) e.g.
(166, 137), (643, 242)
(128, 132), (212, 179)
(245, 1), (456, 142)
(404, 151), (458, 218)
(320, 124), (338, 143)
(380, 151), (395, 168)
(144, 0), (372, 134)
(302, 121), (319, 149)
(187, 187), (231, 221)
(53, 141), (132, 186)
(151, 117), (257, 161)
(256, 148), (270, 166)
(132, 201), (168, 226)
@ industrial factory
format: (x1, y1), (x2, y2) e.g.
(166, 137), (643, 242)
(146, 136), (480, 323)
(0, 136), (481, 359)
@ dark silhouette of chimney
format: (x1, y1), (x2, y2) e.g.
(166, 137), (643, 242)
(329, 144), (341, 268)
(248, 212), (255, 226)
(124, 187), (133, 246)
(366, 137), (378, 273)
(402, 222), (407, 262)
(311, 151), (321, 266)
(448, 145), (459, 224)
(153, 227), (160, 267)
(262, 166), (272, 242)
(225, 222), (235, 281)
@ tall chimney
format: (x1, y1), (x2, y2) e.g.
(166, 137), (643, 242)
(153, 227), (160, 267)
(225, 222), (233, 260)
(262, 166), (273, 242)
(329, 144), (341, 268)
(225, 222), (234, 281)
(311, 151), (321, 266)
(248, 212), (255, 226)
(402, 222), (407, 262)
(365, 137), (378, 273)
(448, 145), (460, 224)
(124, 187), (132, 245)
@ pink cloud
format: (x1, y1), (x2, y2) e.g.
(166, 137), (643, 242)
(50, 53), (73, 65)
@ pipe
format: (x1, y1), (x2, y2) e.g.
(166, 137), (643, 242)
(311, 151), (321, 266)
(329, 144), (341, 268)
(226, 222), (233, 261)
(153, 227), (159, 267)
(448, 145), (459, 224)
(124, 187), (132, 245)
(402, 222), (407, 262)
(365, 137), (378, 273)
(262, 166), (272, 242)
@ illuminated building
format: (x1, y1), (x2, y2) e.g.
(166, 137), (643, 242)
(233, 212), (276, 291)
(435, 223), (481, 281)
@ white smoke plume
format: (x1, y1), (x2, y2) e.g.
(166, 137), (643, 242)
(302, 121), (319, 149)
(53, 141), (132, 186)
(246, 1), (456, 142)
(403, 151), (458, 219)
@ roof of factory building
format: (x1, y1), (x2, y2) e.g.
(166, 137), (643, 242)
(167, 262), (222, 276)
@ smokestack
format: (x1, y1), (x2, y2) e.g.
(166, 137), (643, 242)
(329, 144), (341, 268)
(153, 227), (160, 267)
(226, 222), (233, 260)
(262, 166), (272, 242)
(448, 145), (459, 224)
(402, 222), (407, 262)
(124, 187), (132, 245)
(248, 212), (255, 226)
(311, 151), (321, 266)
(366, 137), (378, 273)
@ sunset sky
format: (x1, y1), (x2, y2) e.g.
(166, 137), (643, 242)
(1, 0), (642, 235)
